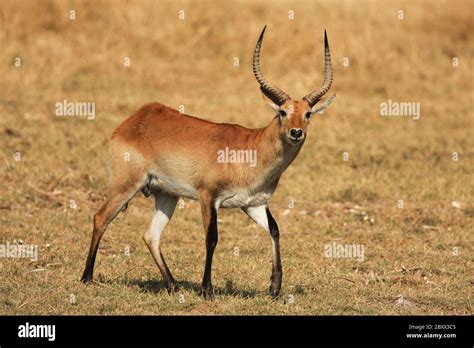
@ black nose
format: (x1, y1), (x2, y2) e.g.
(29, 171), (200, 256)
(290, 128), (303, 139)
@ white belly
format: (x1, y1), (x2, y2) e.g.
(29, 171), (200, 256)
(217, 189), (272, 208)
(149, 172), (274, 209)
(149, 174), (198, 199)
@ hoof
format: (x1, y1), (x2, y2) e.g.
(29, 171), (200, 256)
(201, 286), (215, 301)
(269, 286), (281, 299)
(80, 275), (93, 284)
(166, 282), (180, 294)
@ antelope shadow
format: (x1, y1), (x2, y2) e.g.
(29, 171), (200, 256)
(114, 278), (259, 299)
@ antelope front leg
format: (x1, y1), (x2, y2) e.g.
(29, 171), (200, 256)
(243, 205), (282, 298)
(266, 208), (282, 297)
(199, 192), (218, 301)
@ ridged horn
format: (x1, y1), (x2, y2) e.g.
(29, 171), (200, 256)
(253, 26), (291, 106)
(303, 30), (333, 107)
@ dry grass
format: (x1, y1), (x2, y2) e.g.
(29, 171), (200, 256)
(0, 0), (473, 315)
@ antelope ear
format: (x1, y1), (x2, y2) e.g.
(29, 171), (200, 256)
(310, 94), (336, 114)
(261, 92), (282, 114)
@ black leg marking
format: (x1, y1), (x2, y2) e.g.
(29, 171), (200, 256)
(266, 207), (282, 298)
(201, 204), (218, 301)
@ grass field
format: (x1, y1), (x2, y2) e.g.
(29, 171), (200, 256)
(1, 0), (473, 315)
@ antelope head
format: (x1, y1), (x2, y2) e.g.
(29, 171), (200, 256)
(253, 26), (335, 145)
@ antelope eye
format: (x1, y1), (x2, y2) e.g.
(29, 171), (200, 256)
(305, 112), (312, 119)
(279, 110), (287, 117)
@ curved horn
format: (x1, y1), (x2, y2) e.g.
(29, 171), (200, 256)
(303, 30), (333, 107)
(253, 26), (291, 106)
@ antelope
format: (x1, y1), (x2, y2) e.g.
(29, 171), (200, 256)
(81, 26), (335, 300)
